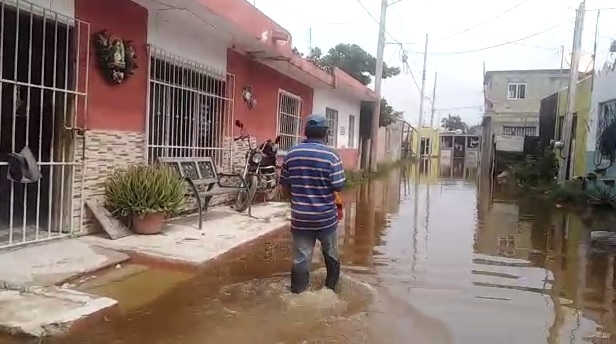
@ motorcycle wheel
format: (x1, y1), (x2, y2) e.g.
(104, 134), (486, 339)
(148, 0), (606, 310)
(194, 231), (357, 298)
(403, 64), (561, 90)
(234, 175), (257, 212)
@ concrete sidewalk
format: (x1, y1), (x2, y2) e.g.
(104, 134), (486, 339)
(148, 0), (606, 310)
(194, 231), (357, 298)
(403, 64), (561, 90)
(0, 202), (290, 338)
(80, 202), (290, 265)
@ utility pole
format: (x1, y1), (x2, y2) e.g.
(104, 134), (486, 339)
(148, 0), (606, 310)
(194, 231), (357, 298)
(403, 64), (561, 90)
(368, 0), (388, 172)
(429, 71), (437, 128)
(557, 0), (586, 184)
(591, 10), (600, 90)
(415, 34), (429, 156)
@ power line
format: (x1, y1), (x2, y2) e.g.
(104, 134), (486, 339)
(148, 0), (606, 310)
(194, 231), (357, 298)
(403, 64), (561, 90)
(430, 0), (530, 43)
(358, 0), (571, 56)
(354, 0), (402, 44)
(412, 19), (573, 56)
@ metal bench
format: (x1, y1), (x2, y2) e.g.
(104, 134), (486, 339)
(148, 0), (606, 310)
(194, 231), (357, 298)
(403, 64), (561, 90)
(158, 156), (251, 230)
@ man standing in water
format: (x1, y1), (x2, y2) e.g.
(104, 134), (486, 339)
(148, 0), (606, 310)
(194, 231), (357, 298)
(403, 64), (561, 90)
(279, 113), (345, 294)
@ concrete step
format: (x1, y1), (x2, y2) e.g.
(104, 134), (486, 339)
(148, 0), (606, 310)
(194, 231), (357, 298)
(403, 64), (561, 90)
(0, 286), (116, 337)
(0, 239), (130, 287)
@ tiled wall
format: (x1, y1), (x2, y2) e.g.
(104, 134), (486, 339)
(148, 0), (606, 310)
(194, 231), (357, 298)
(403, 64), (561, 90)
(71, 132), (260, 235)
(73, 130), (146, 234)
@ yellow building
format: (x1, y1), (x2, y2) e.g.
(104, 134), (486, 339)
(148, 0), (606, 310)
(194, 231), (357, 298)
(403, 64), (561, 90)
(411, 126), (441, 158)
(554, 76), (592, 177)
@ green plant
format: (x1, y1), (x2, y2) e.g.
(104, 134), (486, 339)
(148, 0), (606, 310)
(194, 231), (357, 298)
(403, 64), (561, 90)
(585, 178), (616, 207)
(105, 164), (186, 218)
(511, 150), (558, 188)
(549, 182), (588, 204)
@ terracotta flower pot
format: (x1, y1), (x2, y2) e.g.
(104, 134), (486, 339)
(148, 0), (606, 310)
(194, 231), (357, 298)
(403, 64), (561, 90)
(131, 212), (165, 235)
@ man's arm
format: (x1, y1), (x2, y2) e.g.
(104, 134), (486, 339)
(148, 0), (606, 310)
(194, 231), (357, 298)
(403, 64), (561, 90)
(278, 159), (292, 200)
(329, 154), (345, 192)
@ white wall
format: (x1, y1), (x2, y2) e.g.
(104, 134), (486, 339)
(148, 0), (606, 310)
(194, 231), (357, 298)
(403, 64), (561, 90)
(312, 88), (361, 149)
(139, 0), (228, 74)
(376, 120), (403, 164)
(6, 0), (73, 18)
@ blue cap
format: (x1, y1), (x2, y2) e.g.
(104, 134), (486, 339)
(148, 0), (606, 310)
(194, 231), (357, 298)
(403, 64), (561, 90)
(305, 113), (329, 129)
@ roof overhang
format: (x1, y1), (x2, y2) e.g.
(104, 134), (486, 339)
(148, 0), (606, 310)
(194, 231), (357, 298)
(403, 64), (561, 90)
(195, 0), (376, 100)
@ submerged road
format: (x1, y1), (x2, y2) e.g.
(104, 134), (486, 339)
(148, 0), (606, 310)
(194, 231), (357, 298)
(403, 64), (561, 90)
(6, 159), (616, 343)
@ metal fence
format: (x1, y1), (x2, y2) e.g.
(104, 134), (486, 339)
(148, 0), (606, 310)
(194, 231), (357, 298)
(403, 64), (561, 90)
(502, 126), (537, 137)
(276, 90), (302, 152)
(146, 46), (234, 168)
(0, 0), (89, 248)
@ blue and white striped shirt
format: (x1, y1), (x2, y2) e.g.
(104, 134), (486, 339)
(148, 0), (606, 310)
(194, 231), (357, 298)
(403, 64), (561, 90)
(279, 139), (345, 232)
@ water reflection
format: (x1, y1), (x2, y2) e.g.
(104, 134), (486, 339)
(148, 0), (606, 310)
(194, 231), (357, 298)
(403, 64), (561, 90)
(6, 158), (616, 343)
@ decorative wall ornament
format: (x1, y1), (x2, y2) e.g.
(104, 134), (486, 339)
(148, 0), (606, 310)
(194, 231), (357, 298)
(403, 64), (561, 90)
(93, 30), (138, 84)
(242, 85), (257, 109)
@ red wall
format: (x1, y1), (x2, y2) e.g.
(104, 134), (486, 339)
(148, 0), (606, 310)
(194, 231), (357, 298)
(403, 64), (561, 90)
(76, 0), (148, 132)
(337, 148), (359, 170)
(227, 49), (313, 143)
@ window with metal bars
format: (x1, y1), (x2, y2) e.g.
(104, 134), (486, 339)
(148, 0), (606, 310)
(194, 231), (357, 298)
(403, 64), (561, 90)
(502, 126), (536, 136)
(325, 107), (339, 147)
(277, 90), (302, 152)
(147, 47), (232, 164)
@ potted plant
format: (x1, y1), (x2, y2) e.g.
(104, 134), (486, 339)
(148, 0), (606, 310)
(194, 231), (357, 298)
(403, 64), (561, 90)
(105, 163), (186, 234)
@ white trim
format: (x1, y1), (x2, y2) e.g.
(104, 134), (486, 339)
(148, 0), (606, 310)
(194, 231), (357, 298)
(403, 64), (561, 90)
(507, 83), (527, 100)
(325, 107), (339, 147)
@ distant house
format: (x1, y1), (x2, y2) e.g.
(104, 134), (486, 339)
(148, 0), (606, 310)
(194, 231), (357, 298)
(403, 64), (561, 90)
(481, 69), (570, 173)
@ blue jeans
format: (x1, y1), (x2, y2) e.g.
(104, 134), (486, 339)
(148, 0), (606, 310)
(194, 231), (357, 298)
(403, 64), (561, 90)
(290, 229), (340, 294)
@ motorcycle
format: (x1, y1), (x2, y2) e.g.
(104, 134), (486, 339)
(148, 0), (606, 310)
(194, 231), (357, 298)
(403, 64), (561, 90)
(233, 120), (281, 211)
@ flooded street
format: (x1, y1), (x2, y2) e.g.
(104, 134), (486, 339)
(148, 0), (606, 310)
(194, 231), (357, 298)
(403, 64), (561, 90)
(7, 159), (616, 343)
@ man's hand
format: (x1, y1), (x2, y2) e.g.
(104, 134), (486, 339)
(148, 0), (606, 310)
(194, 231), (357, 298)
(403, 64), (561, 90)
(334, 192), (343, 220)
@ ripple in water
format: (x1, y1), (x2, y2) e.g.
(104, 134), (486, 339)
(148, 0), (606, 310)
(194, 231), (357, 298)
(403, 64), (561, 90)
(201, 268), (376, 343)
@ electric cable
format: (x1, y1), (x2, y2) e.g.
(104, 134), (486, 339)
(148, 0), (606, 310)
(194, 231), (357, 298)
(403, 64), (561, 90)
(356, 0), (573, 56)
(414, 19), (574, 56)
(429, 0), (530, 43)
(354, 0), (402, 44)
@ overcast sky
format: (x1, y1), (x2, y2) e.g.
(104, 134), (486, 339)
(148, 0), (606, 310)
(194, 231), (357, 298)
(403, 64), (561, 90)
(251, 0), (616, 127)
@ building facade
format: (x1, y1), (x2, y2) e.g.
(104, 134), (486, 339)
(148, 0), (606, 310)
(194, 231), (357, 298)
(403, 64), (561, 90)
(481, 69), (570, 174)
(0, 0), (376, 249)
(553, 76), (592, 178)
(484, 69), (570, 137)
(585, 68), (616, 178)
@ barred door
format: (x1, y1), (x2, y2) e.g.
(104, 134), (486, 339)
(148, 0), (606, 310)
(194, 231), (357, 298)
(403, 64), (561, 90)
(146, 46), (234, 167)
(0, 0), (89, 248)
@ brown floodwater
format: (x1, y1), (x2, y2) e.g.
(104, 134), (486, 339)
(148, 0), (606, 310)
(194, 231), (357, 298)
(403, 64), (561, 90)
(5, 158), (616, 343)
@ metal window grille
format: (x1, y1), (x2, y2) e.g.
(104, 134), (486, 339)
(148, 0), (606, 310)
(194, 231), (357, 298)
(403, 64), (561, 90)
(597, 100), (616, 150)
(0, 0), (89, 249)
(277, 90), (302, 152)
(502, 126), (536, 136)
(325, 107), (338, 147)
(146, 46), (234, 168)
(348, 114), (355, 148)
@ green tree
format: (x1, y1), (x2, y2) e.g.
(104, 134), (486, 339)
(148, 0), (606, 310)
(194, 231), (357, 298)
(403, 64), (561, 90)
(309, 44), (401, 127)
(441, 114), (468, 132)
(309, 44), (400, 86)
(379, 98), (402, 127)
